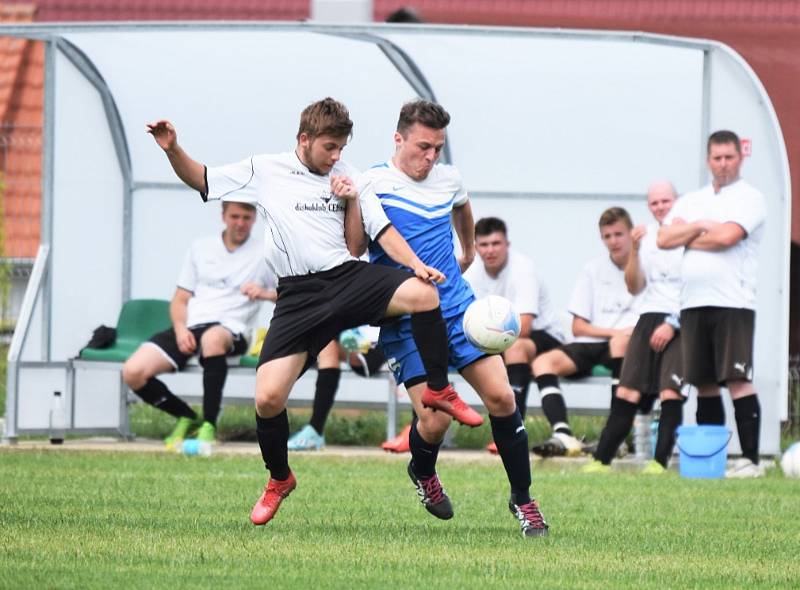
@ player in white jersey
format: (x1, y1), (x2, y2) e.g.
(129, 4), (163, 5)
(584, 181), (686, 474)
(148, 97), (477, 526)
(362, 99), (548, 537)
(122, 201), (277, 449)
(464, 216), (564, 454)
(531, 207), (640, 457)
(658, 130), (767, 478)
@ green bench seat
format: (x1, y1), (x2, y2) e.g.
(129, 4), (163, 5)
(79, 299), (171, 362)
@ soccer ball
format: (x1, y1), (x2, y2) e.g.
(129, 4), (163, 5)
(780, 441), (800, 478)
(462, 295), (521, 355)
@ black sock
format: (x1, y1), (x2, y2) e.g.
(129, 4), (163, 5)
(696, 395), (725, 425)
(609, 358), (623, 400)
(506, 363), (532, 419)
(536, 374), (571, 434)
(134, 378), (197, 420)
(409, 417), (442, 478)
(654, 399), (683, 467)
(490, 410), (531, 505)
(410, 307), (449, 390)
(594, 397), (637, 464)
(309, 368), (341, 435)
(200, 354), (227, 426)
(733, 394), (761, 464)
(255, 410), (290, 480)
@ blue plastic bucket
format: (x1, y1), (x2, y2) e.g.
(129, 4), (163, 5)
(676, 425), (732, 479)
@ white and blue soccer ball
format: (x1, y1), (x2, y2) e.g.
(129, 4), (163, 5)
(462, 295), (521, 355)
(780, 441), (800, 478)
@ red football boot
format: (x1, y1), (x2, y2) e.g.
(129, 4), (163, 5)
(250, 471), (297, 526)
(381, 423), (412, 453)
(421, 384), (484, 427)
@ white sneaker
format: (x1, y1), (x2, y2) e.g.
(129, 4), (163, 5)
(725, 458), (766, 478)
(552, 431), (584, 457)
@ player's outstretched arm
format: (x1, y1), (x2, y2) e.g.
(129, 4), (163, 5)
(376, 226), (446, 284)
(146, 120), (206, 193)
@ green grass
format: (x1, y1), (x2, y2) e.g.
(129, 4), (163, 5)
(1, 450), (798, 589)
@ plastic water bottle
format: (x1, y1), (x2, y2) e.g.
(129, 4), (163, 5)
(48, 391), (67, 445)
(633, 413), (652, 460)
(182, 438), (213, 457)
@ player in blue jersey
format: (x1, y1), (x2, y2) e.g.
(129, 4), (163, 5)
(359, 100), (548, 537)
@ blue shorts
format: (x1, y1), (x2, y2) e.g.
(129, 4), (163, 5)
(379, 301), (485, 386)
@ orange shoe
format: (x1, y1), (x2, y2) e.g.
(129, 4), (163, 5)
(250, 471), (297, 526)
(421, 384), (484, 427)
(381, 424), (411, 453)
(486, 441), (498, 455)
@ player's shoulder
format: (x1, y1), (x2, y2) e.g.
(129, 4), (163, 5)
(731, 179), (765, 201)
(359, 161), (391, 182)
(190, 233), (223, 255)
(430, 162), (463, 185)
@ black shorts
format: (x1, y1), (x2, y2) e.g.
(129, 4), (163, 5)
(561, 341), (613, 378)
(619, 313), (684, 395)
(680, 306), (755, 386)
(530, 330), (562, 355)
(147, 323), (247, 370)
(259, 261), (413, 367)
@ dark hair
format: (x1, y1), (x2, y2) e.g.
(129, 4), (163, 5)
(474, 217), (508, 238)
(598, 207), (632, 230)
(396, 99), (450, 136)
(297, 97), (353, 140)
(707, 130), (741, 154)
(386, 7), (423, 23)
(222, 200), (256, 213)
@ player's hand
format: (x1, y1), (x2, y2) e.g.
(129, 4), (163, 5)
(649, 322), (675, 352)
(175, 326), (196, 355)
(631, 225), (647, 250)
(331, 175), (358, 200)
(412, 262), (446, 284)
(147, 120), (178, 152)
(458, 250), (475, 274)
(241, 282), (265, 301)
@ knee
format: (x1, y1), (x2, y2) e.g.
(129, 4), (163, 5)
(482, 388), (516, 415)
(200, 333), (230, 357)
(417, 409), (450, 439)
(532, 355), (550, 376)
(255, 388), (285, 418)
(122, 362), (148, 390)
(609, 335), (629, 358)
(412, 281), (440, 312)
(615, 386), (640, 404)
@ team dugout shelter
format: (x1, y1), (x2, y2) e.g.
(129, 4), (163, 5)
(3, 22), (791, 455)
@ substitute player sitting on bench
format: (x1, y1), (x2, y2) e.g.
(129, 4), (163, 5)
(122, 200), (277, 450)
(530, 207), (641, 457)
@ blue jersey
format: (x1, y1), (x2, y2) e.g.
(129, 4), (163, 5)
(360, 160), (475, 318)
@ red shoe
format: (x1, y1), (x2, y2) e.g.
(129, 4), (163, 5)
(421, 384), (484, 427)
(250, 471), (297, 526)
(486, 441), (498, 455)
(381, 424), (411, 453)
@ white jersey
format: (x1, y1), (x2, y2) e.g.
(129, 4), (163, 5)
(568, 254), (641, 343)
(177, 233), (276, 336)
(665, 179), (766, 310)
(637, 222), (682, 315)
(204, 151), (391, 278)
(464, 248), (564, 342)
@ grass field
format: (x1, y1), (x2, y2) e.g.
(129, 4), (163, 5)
(1, 449), (798, 589)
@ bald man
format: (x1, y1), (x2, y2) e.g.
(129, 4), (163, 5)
(584, 181), (685, 474)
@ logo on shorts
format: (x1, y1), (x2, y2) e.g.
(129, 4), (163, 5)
(387, 357), (400, 373)
(733, 361), (753, 380)
(670, 373), (683, 388)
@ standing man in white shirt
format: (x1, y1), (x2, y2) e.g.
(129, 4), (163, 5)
(531, 207), (640, 457)
(584, 181), (685, 474)
(658, 130), (767, 478)
(122, 200), (277, 449)
(464, 216), (565, 454)
(147, 97), (475, 527)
